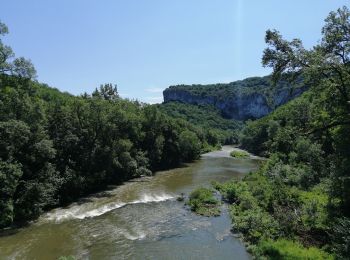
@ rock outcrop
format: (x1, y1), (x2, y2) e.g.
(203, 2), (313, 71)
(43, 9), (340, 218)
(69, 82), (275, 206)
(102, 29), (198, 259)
(163, 76), (307, 120)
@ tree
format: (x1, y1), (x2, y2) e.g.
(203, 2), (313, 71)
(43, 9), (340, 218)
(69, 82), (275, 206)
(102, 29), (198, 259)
(262, 6), (350, 216)
(0, 160), (22, 227)
(262, 6), (350, 117)
(0, 21), (211, 229)
(179, 130), (201, 162)
(92, 83), (119, 101)
(0, 21), (36, 79)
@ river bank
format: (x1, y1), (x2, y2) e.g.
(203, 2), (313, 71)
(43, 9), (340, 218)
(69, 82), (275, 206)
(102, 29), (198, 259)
(0, 146), (261, 259)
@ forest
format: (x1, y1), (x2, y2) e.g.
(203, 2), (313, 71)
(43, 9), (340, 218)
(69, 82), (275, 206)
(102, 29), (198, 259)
(0, 19), (221, 227)
(1, 4), (350, 260)
(215, 6), (350, 259)
(157, 101), (242, 144)
(0, 74), (214, 228)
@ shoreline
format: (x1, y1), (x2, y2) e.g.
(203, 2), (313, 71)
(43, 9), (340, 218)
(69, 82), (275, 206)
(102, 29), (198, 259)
(0, 144), (230, 232)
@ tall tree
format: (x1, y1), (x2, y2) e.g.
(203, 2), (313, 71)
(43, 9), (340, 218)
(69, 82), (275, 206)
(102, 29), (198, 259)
(262, 6), (350, 216)
(262, 7), (350, 115)
(0, 21), (36, 79)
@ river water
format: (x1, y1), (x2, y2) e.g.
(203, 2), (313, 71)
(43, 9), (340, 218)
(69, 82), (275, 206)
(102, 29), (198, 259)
(0, 146), (261, 260)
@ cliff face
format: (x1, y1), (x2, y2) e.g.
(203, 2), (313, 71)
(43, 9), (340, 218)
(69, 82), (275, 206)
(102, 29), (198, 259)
(163, 78), (307, 120)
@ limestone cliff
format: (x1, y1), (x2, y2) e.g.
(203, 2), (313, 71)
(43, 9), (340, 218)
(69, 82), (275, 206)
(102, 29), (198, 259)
(163, 76), (307, 120)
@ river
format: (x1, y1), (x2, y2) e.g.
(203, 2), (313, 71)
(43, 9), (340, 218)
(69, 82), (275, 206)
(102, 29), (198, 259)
(0, 146), (261, 260)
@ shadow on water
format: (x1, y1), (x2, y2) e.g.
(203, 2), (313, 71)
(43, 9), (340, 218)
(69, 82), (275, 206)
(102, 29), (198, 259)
(0, 227), (22, 238)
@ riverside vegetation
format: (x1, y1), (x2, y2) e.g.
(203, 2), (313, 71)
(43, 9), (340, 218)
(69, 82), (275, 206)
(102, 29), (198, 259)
(230, 150), (249, 158)
(157, 101), (243, 145)
(213, 7), (350, 259)
(187, 187), (220, 217)
(1, 5), (350, 260)
(182, 6), (350, 259)
(0, 21), (225, 229)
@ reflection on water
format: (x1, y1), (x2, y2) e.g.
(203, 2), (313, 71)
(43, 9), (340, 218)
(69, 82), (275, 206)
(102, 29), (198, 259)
(0, 146), (261, 260)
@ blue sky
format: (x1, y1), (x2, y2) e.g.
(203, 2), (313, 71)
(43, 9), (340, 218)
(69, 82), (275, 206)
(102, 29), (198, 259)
(1, 0), (349, 103)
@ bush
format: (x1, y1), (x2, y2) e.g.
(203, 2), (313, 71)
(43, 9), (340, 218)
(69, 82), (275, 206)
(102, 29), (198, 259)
(231, 205), (280, 243)
(216, 179), (279, 243)
(230, 150), (249, 158)
(258, 239), (334, 259)
(331, 217), (350, 258)
(179, 130), (201, 162)
(299, 188), (329, 230)
(188, 187), (220, 216)
(214, 181), (252, 205)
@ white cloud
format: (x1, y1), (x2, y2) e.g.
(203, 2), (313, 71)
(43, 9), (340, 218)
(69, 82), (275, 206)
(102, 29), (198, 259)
(146, 87), (164, 93)
(144, 96), (163, 104)
(119, 92), (129, 98)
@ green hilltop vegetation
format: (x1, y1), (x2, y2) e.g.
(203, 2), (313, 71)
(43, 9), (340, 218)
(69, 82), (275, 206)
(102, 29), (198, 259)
(213, 6), (350, 259)
(162, 72), (307, 121)
(157, 101), (243, 145)
(166, 75), (305, 101)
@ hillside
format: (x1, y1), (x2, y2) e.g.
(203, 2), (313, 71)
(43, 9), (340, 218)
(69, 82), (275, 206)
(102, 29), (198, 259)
(0, 74), (214, 228)
(157, 102), (243, 144)
(163, 75), (307, 120)
(214, 7), (350, 259)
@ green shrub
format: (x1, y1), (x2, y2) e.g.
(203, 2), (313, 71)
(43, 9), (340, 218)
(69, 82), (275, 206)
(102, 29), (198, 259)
(243, 172), (274, 210)
(299, 187), (329, 230)
(331, 217), (350, 258)
(230, 205), (280, 243)
(188, 187), (220, 216)
(214, 180), (250, 204)
(258, 239), (334, 259)
(216, 179), (279, 243)
(230, 150), (249, 158)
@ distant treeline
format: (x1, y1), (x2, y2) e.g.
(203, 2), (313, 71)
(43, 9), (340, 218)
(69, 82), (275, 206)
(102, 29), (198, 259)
(166, 75), (305, 102)
(157, 101), (243, 144)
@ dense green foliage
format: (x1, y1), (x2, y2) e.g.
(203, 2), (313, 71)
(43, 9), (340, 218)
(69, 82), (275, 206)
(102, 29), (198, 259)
(0, 21), (36, 79)
(187, 187), (220, 216)
(225, 6), (350, 259)
(215, 172), (333, 258)
(240, 90), (320, 157)
(166, 75), (304, 103)
(1, 6), (349, 259)
(258, 239), (334, 259)
(230, 150), (249, 158)
(158, 101), (242, 145)
(0, 75), (208, 228)
(0, 23), (211, 228)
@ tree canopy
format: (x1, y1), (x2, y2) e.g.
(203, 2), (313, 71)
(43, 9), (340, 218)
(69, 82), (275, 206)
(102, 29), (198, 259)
(0, 21), (36, 79)
(233, 6), (350, 259)
(0, 21), (211, 228)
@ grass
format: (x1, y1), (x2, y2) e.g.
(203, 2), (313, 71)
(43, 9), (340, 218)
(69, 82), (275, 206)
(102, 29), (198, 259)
(257, 239), (334, 259)
(230, 150), (249, 158)
(187, 187), (220, 216)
